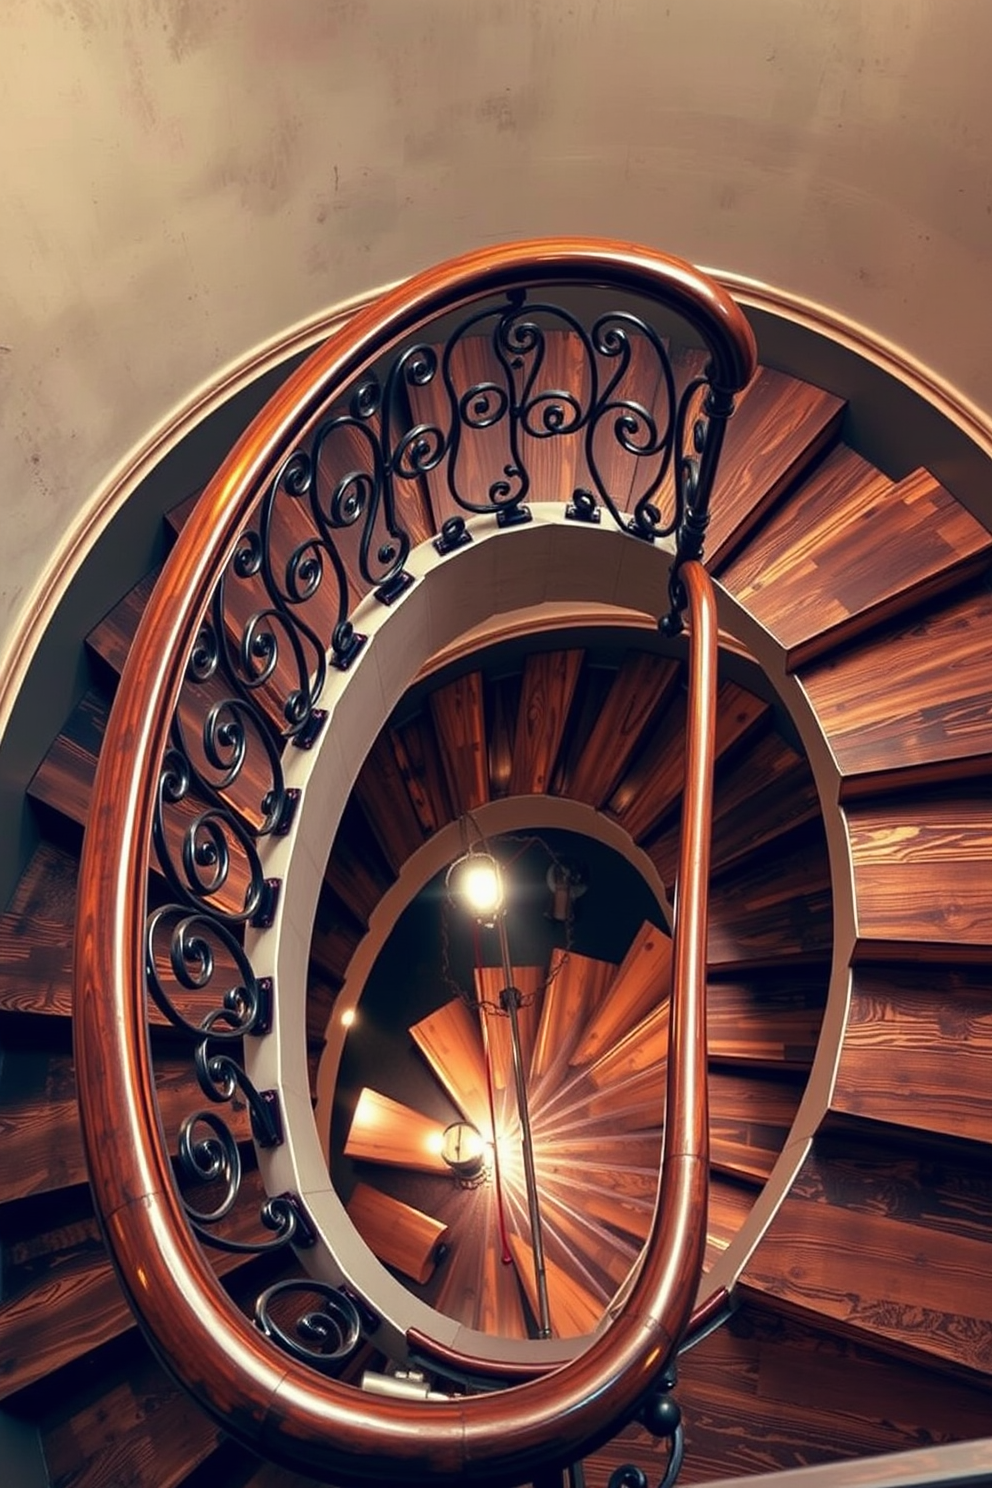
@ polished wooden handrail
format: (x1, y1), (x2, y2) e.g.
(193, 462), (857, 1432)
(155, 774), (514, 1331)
(74, 240), (747, 1485)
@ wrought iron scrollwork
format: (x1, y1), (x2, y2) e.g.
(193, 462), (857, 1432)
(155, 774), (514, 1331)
(255, 1280), (363, 1372)
(608, 1372), (685, 1488)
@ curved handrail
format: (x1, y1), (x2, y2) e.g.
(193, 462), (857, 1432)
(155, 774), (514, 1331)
(74, 239), (749, 1484)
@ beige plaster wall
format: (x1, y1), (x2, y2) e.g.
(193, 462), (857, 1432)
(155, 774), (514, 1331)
(3, 0), (991, 661)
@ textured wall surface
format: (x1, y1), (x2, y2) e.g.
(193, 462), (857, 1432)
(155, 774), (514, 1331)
(2, 0), (991, 657)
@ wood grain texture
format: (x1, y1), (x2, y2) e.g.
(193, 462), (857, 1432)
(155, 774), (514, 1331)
(848, 796), (992, 956)
(389, 713), (453, 836)
(39, 1344), (222, 1488)
(508, 649), (583, 796)
(485, 672), (519, 799)
(724, 458), (991, 667)
(608, 680), (768, 844)
(27, 688), (107, 835)
(0, 1171), (271, 1401)
(709, 1069), (804, 1183)
(743, 1138), (992, 1377)
(343, 1088), (449, 1173)
(572, 919), (672, 1065)
(352, 731), (426, 873)
(0, 843), (78, 1019)
(475, 966), (543, 1094)
(801, 585), (992, 789)
(564, 653), (681, 807)
(530, 949), (615, 1083)
(346, 1182), (448, 1284)
(708, 829), (832, 969)
(321, 799), (394, 927)
(833, 964), (992, 1141)
(706, 971), (827, 1071)
(428, 670), (489, 814)
(647, 725), (819, 885)
(86, 569), (160, 685)
(705, 367), (845, 567)
(409, 996), (491, 1133)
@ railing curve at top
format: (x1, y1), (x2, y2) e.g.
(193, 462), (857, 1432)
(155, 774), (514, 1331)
(73, 239), (756, 1485)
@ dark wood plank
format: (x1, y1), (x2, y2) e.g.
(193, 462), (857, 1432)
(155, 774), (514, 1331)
(564, 652), (681, 807)
(39, 1343), (222, 1488)
(0, 844), (78, 1020)
(742, 1136), (992, 1378)
(389, 714), (453, 836)
(0, 1047), (251, 1206)
(801, 585), (992, 791)
(608, 680), (769, 844)
(709, 1069), (804, 1183)
(849, 796), (992, 958)
(0, 1170), (274, 1400)
(85, 569), (161, 685)
(706, 1173), (760, 1271)
(26, 689), (108, 836)
(833, 964), (992, 1142)
(309, 885), (364, 986)
(428, 671), (489, 815)
(721, 457), (991, 668)
(647, 725), (819, 885)
(707, 970), (827, 1072)
(708, 829), (832, 969)
(706, 367), (845, 567)
(352, 730), (426, 874)
(322, 798), (394, 928)
(507, 649), (583, 796)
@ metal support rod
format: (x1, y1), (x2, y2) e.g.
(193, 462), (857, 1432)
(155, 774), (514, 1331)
(496, 911), (553, 1338)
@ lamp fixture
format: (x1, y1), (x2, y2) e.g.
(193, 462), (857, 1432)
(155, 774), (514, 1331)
(446, 849), (504, 924)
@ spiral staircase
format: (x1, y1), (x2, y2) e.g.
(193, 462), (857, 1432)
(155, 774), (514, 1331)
(1, 244), (992, 1487)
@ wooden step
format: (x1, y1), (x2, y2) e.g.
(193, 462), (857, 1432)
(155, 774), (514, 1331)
(86, 568), (162, 687)
(309, 885), (364, 987)
(706, 1173), (760, 1272)
(409, 996), (491, 1134)
(0, 1170), (275, 1401)
(720, 455), (991, 669)
(742, 1133), (992, 1379)
(507, 649), (583, 797)
(474, 966), (543, 1094)
(485, 671), (520, 799)
(322, 798), (394, 928)
(530, 949), (615, 1084)
(706, 970), (827, 1073)
(0, 1045), (252, 1206)
(646, 724), (819, 885)
(557, 652), (681, 808)
(38, 1341), (223, 1488)
(832, 963), (992, 1143)
(708, 1069), (804, 1184)
(0, 843), (78, 1021)
(705, 368), (845, 567)
(801, 583), (992, 794)
(352, 730), (427, 874)
(428, 670), (489, 814)
(571, 920), (671, 1065)
(389, 712), (453, 836)
(848, 794), (992, 961)
(26, 689), (108, 839)
(607, 679), (769, 844)
(346, 1182), (448, 1284)
(671, 1299), (992, 1482)
(707, 829), (832, 970)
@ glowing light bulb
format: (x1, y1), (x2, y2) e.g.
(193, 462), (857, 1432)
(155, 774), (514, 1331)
(447, 851), (504, 921)
(340, 1008), (356, 1028)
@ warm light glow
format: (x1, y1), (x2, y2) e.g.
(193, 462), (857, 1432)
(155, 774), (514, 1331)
(441, 1121), (488, 1177)
(447, 851), (504, 920)
(425, 1130), (445, 1155)
(340, 1008), (356, 1028)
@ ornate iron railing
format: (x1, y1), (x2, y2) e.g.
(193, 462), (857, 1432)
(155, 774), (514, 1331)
(73, 239), (756, 1486)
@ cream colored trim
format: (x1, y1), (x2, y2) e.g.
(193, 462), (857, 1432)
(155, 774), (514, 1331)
(707, 265), (992, 459)
(0, 278), (401, 751)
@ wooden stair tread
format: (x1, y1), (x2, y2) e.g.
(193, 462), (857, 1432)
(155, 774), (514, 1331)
(707, 830), (832, 969)
(27, 688), (108, 835)
(86, 568), (162, 684)
(352, 731), (427, 874)
(561, 652), (681, 807)
(706, 367), (845, 566)
(706, 971), (827, 1072)
(0, 843), (78, 1020)
(743, 1137), (992, 1378)
(849, 795), (992, 957)
(608, 679), (769, 844)
(833, 963), (992, 1143)
(721, 455), (990, 666)
(647, 725), (819, 885)
(390, 713), (453, 837)
(428, 670), (490, 814)
(321, 799), (394, 928)
(571, 919), (671, 1065)
(801, 584), (992, 788)
(709, 1069), (805, 1183)
(507, 649), (583, 796)
(0, 1170), (274, 1401)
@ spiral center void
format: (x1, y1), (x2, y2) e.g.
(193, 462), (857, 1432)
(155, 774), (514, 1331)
(310, 624), (831, 1350)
